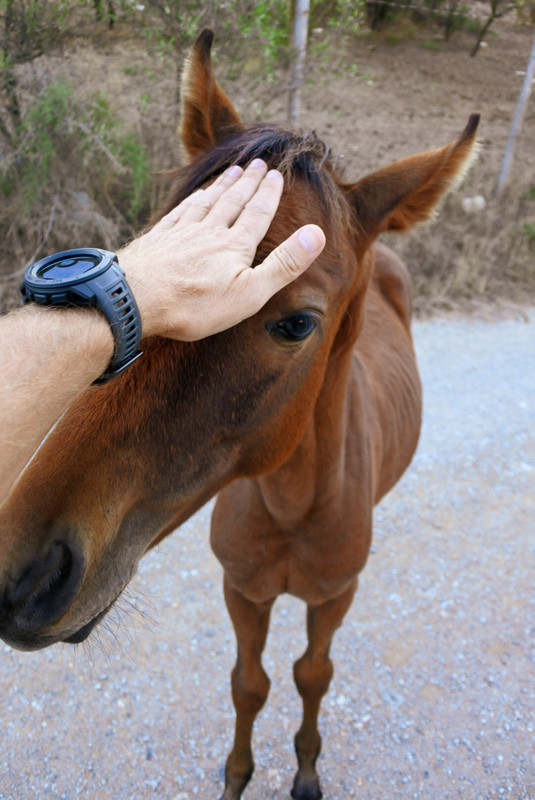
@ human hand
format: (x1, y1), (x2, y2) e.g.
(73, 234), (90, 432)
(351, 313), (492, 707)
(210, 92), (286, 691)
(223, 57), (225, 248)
(119, 159), (326, 341)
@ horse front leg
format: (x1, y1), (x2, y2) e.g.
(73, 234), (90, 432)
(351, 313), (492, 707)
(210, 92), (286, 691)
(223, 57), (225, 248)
(291, 579), (358, 800)
(220, 574), (274, 800)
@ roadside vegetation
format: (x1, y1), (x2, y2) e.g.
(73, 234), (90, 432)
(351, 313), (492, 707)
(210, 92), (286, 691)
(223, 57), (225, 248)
(1, 0), (534, 312)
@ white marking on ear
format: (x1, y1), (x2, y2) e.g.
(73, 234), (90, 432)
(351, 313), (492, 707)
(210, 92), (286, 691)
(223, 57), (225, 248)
(444, 135), (482, 197)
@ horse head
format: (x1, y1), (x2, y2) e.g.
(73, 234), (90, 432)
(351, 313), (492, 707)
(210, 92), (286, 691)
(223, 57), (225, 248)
(0, 29), (479, 650)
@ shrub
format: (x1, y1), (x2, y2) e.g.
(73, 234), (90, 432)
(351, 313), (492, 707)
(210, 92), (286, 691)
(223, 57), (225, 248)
(2, 80), (151, 219)
(0, 79), (152, 310)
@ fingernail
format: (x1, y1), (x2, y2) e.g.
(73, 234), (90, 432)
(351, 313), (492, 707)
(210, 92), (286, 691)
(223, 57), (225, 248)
(298, 225), (325, 254)
(226, 164), (243, 178)
(265, 169), (283, 182)
(250, 158), (267, 170)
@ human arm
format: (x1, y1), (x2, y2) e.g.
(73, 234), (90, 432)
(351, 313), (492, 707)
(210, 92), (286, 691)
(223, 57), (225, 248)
(0, 160), (325, 502)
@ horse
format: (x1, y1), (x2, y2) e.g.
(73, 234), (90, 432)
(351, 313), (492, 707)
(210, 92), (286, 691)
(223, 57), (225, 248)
(0, 29), (478, 800)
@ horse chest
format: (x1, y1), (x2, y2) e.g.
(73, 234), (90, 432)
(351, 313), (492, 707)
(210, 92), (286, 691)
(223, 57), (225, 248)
(214, 520), (368, 606)
(285, 548), (360, 605)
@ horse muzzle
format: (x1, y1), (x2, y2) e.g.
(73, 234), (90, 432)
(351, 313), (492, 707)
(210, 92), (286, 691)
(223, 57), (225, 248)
(0, 538), (87, 650)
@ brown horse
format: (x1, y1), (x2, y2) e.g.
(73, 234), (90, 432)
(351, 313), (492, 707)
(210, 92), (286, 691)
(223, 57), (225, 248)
(0, 30), (478, 800)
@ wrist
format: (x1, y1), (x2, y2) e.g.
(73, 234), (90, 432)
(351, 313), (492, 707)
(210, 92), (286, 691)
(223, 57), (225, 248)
(18, 303), (115, 384)
(117, 248), (164, 340)
(20, 248), (143, 383)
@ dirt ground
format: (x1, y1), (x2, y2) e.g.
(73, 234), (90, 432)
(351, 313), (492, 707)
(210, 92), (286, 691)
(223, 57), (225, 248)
(244, 21), (535, 180)
(43, 21), (535, 179)
(26, 16), (535, 177)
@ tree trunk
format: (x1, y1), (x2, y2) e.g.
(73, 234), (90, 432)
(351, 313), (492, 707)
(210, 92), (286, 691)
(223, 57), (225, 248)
(94, 0), (116, 28)
(471, 11), (495, 56)
(471, 1), (514, 57)
(443, 0), (460, 42)
(366, 1), (389, 30)
(288, 0), (310, 125)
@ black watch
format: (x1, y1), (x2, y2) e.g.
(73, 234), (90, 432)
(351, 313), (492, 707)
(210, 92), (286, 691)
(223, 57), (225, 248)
(20, 248), (143, 384)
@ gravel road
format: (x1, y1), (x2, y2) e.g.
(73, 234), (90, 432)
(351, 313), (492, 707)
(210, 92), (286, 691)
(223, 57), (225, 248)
(1, 309), (534, 800)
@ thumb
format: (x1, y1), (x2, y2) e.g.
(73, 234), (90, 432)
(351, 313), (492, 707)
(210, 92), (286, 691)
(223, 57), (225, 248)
(251, 224), (326, 299)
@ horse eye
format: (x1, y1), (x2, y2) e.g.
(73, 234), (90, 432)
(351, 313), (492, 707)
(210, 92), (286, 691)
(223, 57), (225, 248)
(266, 312), (318, 341)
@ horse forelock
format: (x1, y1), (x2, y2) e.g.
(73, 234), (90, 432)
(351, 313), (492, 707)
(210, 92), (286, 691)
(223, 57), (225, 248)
(156, 124), (345, 223)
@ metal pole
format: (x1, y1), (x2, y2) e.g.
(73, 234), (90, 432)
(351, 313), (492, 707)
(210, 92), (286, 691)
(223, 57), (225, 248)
(288, 0), (310, 125)
(496, 35), (535, 196)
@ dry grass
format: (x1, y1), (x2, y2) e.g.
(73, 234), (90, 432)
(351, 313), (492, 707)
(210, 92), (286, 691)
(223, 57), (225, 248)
(384, 162), (535, 314)
(1, 19), (534, 316)
(0, 187), (122, 312)
(3, 123), (533, 317)
(0, 55), (179, 313)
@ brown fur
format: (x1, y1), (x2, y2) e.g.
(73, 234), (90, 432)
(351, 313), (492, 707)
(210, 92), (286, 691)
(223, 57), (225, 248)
(0, 29), (479, 800)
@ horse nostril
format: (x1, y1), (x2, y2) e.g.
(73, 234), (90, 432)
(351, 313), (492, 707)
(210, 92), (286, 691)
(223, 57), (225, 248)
(7, 540), (83, 628)
(31, 542), (73, 604)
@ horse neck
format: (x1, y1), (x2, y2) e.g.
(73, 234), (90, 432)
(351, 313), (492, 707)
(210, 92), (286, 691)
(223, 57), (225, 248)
(255, 319), (364, 528)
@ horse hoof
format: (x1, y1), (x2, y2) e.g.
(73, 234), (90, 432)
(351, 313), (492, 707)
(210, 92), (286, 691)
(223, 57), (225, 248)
(291, 774), (323, 800)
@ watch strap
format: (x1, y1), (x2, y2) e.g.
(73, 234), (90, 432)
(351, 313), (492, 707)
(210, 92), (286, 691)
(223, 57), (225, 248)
(84, 264), (143, 385)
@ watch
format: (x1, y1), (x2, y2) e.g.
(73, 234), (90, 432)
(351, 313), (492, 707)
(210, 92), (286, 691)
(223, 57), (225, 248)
(20, 248), (143, 384)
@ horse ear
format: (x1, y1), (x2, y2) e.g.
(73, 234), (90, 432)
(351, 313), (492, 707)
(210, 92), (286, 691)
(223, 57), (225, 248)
(180, 28), (243, 160)
(344, 115), (480, 236)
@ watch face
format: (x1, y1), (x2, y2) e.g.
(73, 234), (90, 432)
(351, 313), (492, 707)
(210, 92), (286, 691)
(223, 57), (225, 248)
(25, 248), (116, 287)
(38, 253), (101, 281)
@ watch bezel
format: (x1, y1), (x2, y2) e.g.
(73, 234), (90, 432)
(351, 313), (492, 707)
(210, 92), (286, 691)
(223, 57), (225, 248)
(23, 248), (118, 290)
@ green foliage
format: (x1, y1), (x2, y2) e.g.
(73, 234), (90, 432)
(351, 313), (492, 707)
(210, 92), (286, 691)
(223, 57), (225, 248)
(228, 0), (290, 66)
(420, 38), (443, 50)
(118, 131), (151, 220)
(324, 0), (365, 34)
(1, 80), (151, 224)
(137, 0), (292, 76)
(0, 0), (71, 61)
(17, 80), (73, 201)
(440, 2), (470, 39)
(134, 0), (209, 54)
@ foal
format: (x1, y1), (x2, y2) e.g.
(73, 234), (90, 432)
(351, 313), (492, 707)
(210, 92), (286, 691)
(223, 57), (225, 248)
(0, 29), (478, 800)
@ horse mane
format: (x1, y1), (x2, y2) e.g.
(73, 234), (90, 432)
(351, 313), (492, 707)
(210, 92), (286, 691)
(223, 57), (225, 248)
(155, 123), (345, 222)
